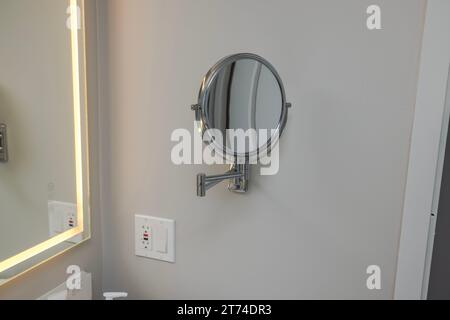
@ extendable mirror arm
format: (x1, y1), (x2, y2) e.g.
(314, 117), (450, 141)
(197, 164), (250, 197)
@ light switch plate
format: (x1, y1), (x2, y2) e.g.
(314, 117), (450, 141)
(135, 215), (175, 263)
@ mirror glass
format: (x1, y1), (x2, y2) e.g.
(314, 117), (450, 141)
(0, 0), (89, 284)
(201, 56), (285, 156)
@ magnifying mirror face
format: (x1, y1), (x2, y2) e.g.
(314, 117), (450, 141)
(203, 57), (284, 156)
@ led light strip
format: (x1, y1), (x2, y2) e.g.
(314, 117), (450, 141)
(70, 0), (85, 232)
(0, 0), (86, 274)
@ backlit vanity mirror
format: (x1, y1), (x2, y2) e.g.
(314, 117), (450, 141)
(192, 53), (291, 197)
(0, 0), (89, 284)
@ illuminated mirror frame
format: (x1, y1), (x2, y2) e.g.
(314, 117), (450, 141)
(0, 0), (90, 284)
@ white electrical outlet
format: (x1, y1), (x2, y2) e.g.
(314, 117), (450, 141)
(48, 200), (82, 243)
(135, 215), (152, 256)
(135, 215), (175, 263)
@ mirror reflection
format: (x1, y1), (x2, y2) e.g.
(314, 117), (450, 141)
(0, 0), (89, 282)
(205, 59), (283, 154)
(207, 59), (283, 132)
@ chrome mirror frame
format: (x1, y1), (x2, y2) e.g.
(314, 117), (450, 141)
(191, 53), (291, 197)
(192, 53), (290, 160)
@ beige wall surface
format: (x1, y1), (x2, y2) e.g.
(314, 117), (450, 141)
(0, 0), (426, 299)
(0, 0), (103, 299)
(98, 0), (426, 299)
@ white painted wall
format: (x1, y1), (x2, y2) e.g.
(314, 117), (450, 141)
(395, 0), (450, 300)
(99, 0), (426, 299)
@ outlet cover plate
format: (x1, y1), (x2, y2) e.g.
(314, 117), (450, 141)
(48, 200), (82, 244)
(135, 215), (175, 263)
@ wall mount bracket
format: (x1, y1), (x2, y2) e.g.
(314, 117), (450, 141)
(197, 163), (250, 197)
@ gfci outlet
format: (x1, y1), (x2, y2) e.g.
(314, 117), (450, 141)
(135, 215), (175, 263)
(48, 200), (82, 244)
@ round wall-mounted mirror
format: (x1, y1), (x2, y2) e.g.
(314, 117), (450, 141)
(194, 53), (290, 160)
(191, 53), (291, 196)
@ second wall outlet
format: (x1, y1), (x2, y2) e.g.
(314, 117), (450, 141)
(48, 200), (82, 244)
(135, 215), (175, 263)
